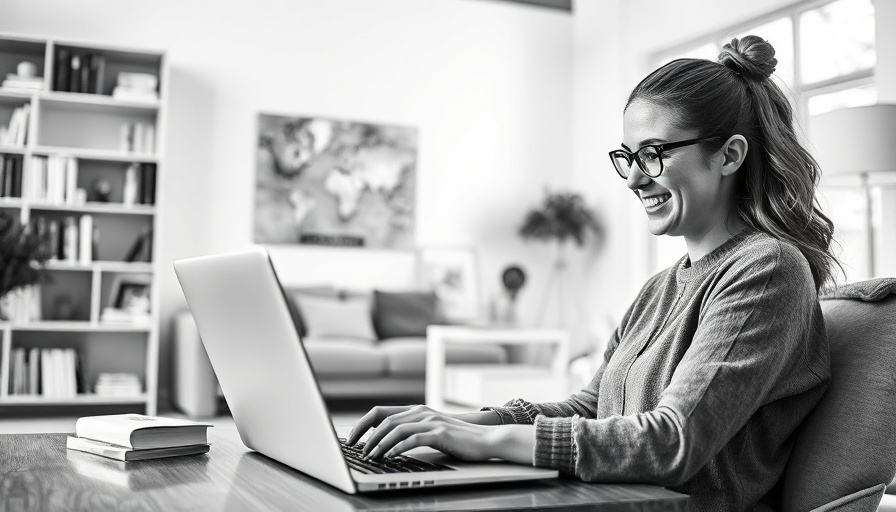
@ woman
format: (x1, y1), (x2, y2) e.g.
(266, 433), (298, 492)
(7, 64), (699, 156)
(348, 36), (836, 511)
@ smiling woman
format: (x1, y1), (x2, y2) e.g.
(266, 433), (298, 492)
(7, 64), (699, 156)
(348, 35), (839, 512)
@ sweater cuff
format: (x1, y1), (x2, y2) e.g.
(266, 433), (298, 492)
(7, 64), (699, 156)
(480, 398), (539, 425)
(533, 414), (578, 474)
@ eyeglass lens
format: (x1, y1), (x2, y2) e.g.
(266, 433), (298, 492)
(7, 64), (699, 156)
(612, 146), (662, 178)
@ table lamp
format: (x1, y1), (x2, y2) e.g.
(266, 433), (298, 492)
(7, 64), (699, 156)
(811, 104), (896, 278)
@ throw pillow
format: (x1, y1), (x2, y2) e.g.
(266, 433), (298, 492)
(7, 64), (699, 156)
(373, 290), (439, 339)
(284, 286), (338, 337)
(294, 294), (377, 342)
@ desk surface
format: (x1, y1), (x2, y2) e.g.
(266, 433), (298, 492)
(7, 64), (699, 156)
(0, 429), (689, 511)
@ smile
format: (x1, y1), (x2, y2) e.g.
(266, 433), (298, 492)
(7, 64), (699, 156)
(641, 194), (671, 210)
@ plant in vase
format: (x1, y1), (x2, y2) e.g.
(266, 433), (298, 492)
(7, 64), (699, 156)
(519, 190), (602, 326)
(0, 211), (51, 321)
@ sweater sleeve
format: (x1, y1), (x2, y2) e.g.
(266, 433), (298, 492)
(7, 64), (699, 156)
(532, 242), (824, 485)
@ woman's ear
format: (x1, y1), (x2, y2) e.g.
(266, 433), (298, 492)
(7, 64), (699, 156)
(720, 134), (748, 177)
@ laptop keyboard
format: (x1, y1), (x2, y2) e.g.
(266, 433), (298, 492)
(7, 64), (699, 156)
(339, 439), (455, 474)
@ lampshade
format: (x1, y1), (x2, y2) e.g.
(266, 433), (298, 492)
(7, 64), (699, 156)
(811, 104), (896, 177)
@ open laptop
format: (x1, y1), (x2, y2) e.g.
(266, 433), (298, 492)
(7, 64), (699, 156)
(173, 248), (558, 494)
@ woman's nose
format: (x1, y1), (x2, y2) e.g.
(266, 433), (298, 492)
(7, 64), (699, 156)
(626, 165), (650, 190)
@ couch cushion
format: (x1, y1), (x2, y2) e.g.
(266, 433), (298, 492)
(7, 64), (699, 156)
(781, 278), (896, 511)
(380, 337), (508, 377)
(283, 285), (339, 337)
(302, 339), (386, 377)
(294, 294), (377, 342)
(373, 290), (439, 339)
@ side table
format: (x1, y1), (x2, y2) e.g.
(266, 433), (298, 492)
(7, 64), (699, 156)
(425, 325), (569, 411)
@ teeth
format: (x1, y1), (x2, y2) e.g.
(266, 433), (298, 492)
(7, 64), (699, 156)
(643, 194), (670, 208)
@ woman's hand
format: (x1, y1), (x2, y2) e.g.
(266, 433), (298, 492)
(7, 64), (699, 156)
(346, 405), (529, 463)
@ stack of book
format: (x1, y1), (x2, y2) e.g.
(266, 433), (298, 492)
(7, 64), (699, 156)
(54, 50), (105, 94)
(94, 372), (142, 396)
(8, 346), (84, 398)
(0, 104), (30, 147)
(67, 414), (211, 461)
(112, 72), (158, 102)
(2, 73), (44, 92)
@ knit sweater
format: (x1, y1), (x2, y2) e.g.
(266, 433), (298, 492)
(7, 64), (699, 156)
(485, 230), (830, 511)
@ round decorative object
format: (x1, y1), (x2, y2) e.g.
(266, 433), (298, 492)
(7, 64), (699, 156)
(501, 265), (526, 300)
(17, 61), (37, 79)
(91, 178), (113, 203)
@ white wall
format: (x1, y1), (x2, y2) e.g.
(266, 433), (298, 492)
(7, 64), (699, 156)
(0, 0), (573, 407)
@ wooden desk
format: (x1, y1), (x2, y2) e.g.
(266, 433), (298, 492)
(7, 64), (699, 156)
(0, 429), (689, 511)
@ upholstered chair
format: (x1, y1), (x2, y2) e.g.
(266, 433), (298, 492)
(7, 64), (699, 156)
(780, 278), (896, 512)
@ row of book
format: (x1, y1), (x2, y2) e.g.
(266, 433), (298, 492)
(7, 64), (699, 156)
(8, 347), (84, 398)
(32, 214), (98, 263)
(0, 285), (41, 324)
(120, 122), (156, 154)
(54, 50), (106, 95)
(0, 154), (24, 197)
(21, 155), (81, 204)
(0, 104), (30, 148)
(124, 163), (157, 206)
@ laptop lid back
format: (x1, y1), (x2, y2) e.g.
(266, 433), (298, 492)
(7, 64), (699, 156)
(174, 248), (356, 494)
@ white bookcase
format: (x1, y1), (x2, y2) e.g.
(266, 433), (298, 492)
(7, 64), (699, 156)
(0, 33), (166, 415)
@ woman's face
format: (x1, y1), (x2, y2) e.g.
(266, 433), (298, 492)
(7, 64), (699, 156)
(621, 99), (731, 240)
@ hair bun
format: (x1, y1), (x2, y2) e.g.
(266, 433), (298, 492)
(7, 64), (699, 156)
(718, 35), (777, 81)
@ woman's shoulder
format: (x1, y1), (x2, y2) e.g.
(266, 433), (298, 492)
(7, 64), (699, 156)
(721, 231), (814, 289)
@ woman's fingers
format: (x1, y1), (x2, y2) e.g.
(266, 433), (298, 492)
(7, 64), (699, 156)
(365, 423), (438, 460)
(347, 405), (409, 445)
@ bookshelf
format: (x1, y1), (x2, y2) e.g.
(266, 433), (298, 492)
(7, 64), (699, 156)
(0, 33), (165, 415)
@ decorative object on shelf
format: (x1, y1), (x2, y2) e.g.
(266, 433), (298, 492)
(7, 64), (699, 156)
(418, 247), (479, 321)
(2, 61), (43, 92)
(102, 274), (151, 324)
(53, 295), (77, 321)
(519, 189), (602, 326)
(124, 226), (153, 262)
(0, 210), (50, 321)
(490, 265), (526, 326)
(811, 104), (896, 280)
(90, 178), (112, 202)
(255, 114), (418, 249)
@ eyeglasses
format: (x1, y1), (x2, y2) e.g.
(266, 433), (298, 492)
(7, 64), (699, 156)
(608, 137), (714, 179)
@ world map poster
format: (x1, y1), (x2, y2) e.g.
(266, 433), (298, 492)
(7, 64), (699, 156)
(254, 114), (417, 248)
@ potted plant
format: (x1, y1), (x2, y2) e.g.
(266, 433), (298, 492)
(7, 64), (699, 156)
(518, 190), (602, 326)
(0, 211), (51, 321)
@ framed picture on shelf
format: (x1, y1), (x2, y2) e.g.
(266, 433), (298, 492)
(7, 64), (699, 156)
(417, 247), (479, 321)
(108, 275), (152, 316)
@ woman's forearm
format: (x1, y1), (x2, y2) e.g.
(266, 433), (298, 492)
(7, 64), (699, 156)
(488, 425), (536, 465)
(453, 410), (502, 425)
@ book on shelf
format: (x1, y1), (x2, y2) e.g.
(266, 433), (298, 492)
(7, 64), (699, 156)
(117, 72), (158, 91)
(94, 372), (142, 395)
(2, 73), (44, 91)
(74, 414), (212, 450)
(120, 123), (156, 153)
(100, 307), (151, 325)
(53, 50), (106, 95)
(66, 436), (210, 462)
(0, 104), (30, 148)
(141, 164), (156, 205)
(0, 155), (23, 197)
(21, 155), (80, 204)
(8, 346), (84, 398)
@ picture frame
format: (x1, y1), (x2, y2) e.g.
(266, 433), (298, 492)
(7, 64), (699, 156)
(417, 247), (480, 321)
(108, 275), (152, 315)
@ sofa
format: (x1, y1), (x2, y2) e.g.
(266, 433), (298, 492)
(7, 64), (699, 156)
(279, 286), (507, 400)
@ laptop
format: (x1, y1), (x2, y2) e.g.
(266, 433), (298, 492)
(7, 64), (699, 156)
(173, 248), (558, 494)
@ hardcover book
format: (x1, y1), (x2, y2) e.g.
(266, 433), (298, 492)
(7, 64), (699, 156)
(75, 414), (212, 449)
(66, 436), (210, 462)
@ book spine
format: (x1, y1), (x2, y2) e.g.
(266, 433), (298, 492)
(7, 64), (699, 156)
(141, 164), (156, 205)
(29, 347), (39, 395)
(65, 157), (78, 205)
(40, 349), (50, 398)
(69, 54), (81, 93)
(123, 164), (139, 205)
(63, 216), (78, 262)
(12, 156), (23, 197)
(79, 215), (93, 263)
(79, 54), (92, 95)
(93, 55), (106, 95)
(0, 156), (5, 197)
(54, 49), (71, 92)
(47, 219), (60, 260)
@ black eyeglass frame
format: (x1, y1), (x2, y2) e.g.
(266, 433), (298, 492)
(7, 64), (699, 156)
(608, 136), (716, 179)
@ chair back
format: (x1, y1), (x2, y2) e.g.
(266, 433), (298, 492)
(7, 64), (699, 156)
(781, 278), (896, 511)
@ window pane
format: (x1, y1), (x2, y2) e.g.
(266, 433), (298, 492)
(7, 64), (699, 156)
(807, 83), (877, 116)
(658, 42), (719, 67)
(799, 0), (876, 84)
(732, 17), (794, 86)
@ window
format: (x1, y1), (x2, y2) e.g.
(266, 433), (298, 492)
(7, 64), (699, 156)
(647, 0), (877, 275)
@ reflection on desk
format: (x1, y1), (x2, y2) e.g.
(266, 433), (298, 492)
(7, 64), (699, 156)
(0, 429), (689, 511)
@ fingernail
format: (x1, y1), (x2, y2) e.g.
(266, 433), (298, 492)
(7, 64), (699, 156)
(365, 448), (378, 460)
(384, 451), (394, 458)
